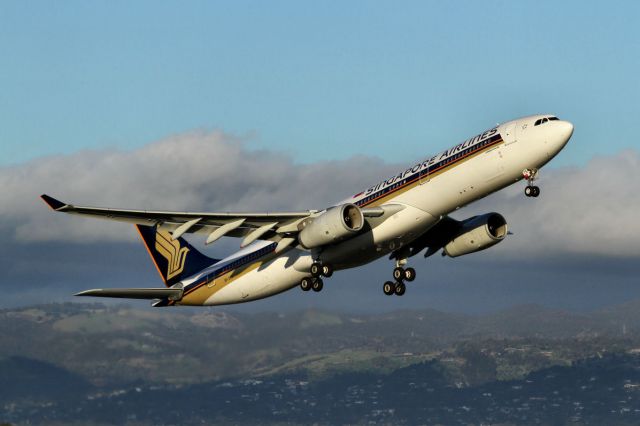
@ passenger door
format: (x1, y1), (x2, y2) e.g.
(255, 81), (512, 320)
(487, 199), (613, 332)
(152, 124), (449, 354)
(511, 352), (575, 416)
(501, 121), (517, 144)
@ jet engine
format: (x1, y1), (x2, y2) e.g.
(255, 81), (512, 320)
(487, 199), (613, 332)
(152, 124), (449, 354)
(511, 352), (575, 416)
(443, 213), (508, 257)
(298, 203), (365, 249)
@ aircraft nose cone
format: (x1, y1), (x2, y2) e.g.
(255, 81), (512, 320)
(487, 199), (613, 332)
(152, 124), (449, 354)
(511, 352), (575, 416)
(549, 120), (574, 155)
(557, 120), (574, 144)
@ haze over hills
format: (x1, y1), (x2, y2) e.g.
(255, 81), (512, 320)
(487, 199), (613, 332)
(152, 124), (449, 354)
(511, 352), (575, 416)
(2, 301), (640, 424)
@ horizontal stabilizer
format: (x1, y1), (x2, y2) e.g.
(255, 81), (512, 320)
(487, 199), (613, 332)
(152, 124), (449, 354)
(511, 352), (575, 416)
(75, 288), (183, 300)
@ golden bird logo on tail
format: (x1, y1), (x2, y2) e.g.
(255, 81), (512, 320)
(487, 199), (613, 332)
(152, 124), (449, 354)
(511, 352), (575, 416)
(155, 230), (190, 280)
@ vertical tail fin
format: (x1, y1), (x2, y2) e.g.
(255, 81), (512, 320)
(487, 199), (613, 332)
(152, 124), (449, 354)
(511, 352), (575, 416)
(135, 225), (220, 287)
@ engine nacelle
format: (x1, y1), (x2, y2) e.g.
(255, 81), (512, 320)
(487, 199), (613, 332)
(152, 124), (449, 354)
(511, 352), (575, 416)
(443, 213), (508, 258)
(298, 203), (364, 249)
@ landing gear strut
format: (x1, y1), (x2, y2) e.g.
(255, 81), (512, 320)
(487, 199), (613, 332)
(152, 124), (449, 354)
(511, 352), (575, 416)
(522, 168), (540, 197)
(384, 259), (416, 297)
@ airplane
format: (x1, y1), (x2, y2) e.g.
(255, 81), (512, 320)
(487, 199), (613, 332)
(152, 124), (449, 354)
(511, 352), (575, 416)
(41, 114), (573, 306)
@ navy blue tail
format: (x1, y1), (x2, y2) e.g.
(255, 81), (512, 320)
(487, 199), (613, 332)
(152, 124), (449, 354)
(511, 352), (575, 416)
(135, 225), (220, 287)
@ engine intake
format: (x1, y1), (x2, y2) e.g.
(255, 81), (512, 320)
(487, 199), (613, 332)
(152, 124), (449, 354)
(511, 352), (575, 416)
(443, 213), (508, 258)
(298, 204), (364, 249)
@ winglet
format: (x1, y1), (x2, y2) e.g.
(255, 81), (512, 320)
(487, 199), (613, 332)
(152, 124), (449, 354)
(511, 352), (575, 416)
(40, 194), (67, 211)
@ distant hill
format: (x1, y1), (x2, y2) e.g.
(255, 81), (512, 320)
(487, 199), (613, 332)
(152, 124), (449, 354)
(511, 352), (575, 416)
(1, 301), (639, 387)
(2, 302), (640, 425)
(5, 353), (640, 426)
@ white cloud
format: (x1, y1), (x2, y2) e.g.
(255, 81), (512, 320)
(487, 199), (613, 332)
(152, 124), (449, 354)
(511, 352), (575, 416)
(461, 149), (640, 258)
(1, 130), (398, 242)
(2, 130), (638, 258)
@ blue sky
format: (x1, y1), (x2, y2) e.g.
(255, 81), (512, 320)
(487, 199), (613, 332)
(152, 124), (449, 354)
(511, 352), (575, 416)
(2, 1), (639, 167)
(1, 1), (640, 311)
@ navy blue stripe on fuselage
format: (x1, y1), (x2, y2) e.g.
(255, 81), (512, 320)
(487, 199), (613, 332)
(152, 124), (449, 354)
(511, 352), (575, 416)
(355, 134), (503, 208)
(181, 242), (278, 297)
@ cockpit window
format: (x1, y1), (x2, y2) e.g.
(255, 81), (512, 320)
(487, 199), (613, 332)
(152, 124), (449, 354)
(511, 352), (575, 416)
(534, 116), (558, 126)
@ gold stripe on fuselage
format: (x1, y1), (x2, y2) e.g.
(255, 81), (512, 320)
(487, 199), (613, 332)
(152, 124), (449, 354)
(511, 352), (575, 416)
(363, 138), (504, 208)
(179, 252), (276, 305)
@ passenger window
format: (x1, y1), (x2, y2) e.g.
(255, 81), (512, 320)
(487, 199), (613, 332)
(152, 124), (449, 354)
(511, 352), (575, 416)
(534, 119), (541, 126)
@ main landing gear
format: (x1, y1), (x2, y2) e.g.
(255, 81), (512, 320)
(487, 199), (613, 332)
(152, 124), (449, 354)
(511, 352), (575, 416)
(299, 261), (333, 293)
(522, 168), (540, 197)
(300, 276), (323, 292)
(310, 262), (333, 278)
(383, 261), (416, 297)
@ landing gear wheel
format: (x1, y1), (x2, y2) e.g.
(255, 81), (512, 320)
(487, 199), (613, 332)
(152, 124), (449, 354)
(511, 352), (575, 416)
(312, 278), (324, 292)
(394, 282), (406, 296)
(310, 262), (322, 278)
(532, 186), (540, 197)
(525, 186), (540, 197)
(383, 281), (395, 296)
(403, 267), (416, 282)
(393, 267), (405, 281)
(300, 277), (312, 291)
(321, 264), (334, 278)
(525, 186), (533, 197)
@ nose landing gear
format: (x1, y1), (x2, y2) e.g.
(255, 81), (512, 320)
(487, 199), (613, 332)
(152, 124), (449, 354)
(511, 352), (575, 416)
(523, 168), (540, 197)
(524, 186), (539, 197)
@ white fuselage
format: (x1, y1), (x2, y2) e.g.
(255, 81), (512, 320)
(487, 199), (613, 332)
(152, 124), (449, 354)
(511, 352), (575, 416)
(177, 115), (573, 306)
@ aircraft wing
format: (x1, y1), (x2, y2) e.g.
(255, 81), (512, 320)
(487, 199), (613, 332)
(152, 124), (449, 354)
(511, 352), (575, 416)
(41, 194), (390, 251)
(41, 194), (315, 247)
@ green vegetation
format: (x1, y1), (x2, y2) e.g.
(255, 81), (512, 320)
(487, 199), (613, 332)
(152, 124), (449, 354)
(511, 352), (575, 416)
(2, 302), (640, 387)
(3, 302), (640, 424)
